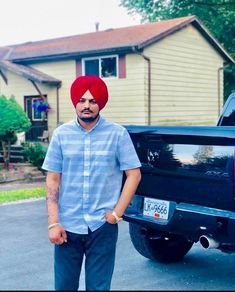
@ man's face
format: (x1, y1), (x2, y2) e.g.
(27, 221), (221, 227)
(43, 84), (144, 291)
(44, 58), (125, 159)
(76, 90), (100, 123)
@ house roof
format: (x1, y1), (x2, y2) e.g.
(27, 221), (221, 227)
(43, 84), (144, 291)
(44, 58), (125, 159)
(0, 60), (61, 85)
(0, 15), (233, 63)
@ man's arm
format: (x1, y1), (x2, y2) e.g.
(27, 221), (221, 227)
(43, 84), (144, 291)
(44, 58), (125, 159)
(46, 171), (60, 225)
(105, 168), (141, 224)
(46, 171), (67, 244)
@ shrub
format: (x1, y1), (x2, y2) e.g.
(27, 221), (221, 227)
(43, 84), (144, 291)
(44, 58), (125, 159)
(0, 132), (17, 146)
(0, 95), (31, 169)
(22, 141), (47, 170)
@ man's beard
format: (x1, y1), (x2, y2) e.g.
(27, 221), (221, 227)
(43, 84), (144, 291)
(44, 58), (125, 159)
(79, 113), (99, 123)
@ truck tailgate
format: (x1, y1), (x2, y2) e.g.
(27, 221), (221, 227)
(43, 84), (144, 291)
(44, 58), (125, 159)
(126, 126), (235, 211)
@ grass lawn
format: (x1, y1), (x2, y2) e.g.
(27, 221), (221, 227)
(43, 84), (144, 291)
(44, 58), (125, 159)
(0, 187), (46, 204)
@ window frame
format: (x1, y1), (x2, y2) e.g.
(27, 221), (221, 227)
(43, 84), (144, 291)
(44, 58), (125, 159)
(31, 97), (48, 121)
(82, 55), (119, 79)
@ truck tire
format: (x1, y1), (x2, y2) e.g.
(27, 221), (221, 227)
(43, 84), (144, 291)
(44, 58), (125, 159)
(129, 223), (193, 263)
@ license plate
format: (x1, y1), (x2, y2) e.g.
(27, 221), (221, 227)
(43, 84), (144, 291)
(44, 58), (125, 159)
(143, 197), (169, 220)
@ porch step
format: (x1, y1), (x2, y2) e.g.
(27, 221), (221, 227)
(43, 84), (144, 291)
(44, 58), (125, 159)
(0, 145), (25, 163)
(11, 145), (24, 151)
(0, 155), (25, 163)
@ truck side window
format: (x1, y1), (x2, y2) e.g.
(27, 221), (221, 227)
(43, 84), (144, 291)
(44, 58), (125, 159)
(218, 93), (235, 126)
(221, 110), (235, 126)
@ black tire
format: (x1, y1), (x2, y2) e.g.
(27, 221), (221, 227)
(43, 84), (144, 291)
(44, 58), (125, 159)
(129, 222), (194, 263)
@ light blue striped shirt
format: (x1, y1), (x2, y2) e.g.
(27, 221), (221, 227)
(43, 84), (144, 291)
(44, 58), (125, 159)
(42, 116), (141, 234)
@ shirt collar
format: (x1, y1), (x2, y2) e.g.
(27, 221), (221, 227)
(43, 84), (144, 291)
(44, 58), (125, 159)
(75, 116), (105, 132)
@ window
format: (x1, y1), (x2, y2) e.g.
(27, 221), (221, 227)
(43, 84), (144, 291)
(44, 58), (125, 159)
(82, 55), (118, 79)
(32, 97), (48, 121)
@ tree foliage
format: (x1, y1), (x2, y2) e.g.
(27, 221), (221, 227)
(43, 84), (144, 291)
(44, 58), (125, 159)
(0, 95), (31, 169)
(0, 95), (31, 136)
(120, 0), (235, 99)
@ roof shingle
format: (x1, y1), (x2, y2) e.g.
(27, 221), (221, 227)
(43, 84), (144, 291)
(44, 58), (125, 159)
(0, 15), (233, 64)
(0, 16), (197, 61)
(0, 60), (61, 85)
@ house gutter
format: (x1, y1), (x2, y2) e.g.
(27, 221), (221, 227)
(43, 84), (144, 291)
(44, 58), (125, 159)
(132, 47), (151, 125)
(217, 63), (230, 117)
(12, 46), (133, 64)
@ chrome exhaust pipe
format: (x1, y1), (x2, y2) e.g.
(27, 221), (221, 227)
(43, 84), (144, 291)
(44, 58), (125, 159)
(199, 235), (220, 249)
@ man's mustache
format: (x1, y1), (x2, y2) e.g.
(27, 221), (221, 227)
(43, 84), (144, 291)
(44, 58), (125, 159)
(82, 108), (93, 113)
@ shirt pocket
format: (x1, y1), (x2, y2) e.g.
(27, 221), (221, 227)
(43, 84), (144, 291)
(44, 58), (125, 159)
(92, 150), (116, 167)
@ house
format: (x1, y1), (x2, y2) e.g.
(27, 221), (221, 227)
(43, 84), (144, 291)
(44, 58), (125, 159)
(0, 15), (234, 141)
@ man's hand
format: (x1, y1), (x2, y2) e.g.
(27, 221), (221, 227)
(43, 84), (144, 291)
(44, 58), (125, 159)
(48, 225), (67, 245)
(105, 212), (118, 224)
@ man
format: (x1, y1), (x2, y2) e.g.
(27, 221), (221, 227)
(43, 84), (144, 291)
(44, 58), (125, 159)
(42, 75), (141, 291)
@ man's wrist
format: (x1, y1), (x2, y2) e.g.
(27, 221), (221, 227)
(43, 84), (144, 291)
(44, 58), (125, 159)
(48, 223), (60, 230)
(111, 211), (123, 223)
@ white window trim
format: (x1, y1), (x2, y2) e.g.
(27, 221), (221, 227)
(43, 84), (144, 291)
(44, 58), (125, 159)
(82, 55), (119, 79)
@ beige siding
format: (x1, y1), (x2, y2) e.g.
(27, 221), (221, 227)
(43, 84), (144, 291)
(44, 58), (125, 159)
(0, 68), (59, 138)
(0, 70), (39, 106)
(144, 24), (224, 125)
(0, 23), (226, 134)
(33, 59), (147, 128)
(0, 69), (56, 111)
(101, 54), (147, 125)
(0, 69), (58, 138)
(0, 60), (77, 137)
(31, 60), (76, 132)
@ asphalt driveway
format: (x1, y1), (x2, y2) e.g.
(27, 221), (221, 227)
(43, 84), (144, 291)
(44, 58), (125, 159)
(2, 199), (235, 290)
(0, 199), (54, 290)
(0, 198), (139, 290)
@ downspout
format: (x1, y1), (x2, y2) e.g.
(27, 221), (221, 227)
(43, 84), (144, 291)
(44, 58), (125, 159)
(132, 47), (151, 125)
(56, 84), (61, 126)
(218, 63), (230, 117)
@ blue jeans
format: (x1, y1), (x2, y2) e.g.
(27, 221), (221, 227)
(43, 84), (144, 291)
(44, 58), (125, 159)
(54, 222), (118, 291)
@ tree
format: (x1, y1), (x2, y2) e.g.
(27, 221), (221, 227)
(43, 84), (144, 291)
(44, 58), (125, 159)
(0, 95), (31, 169)
(120, 0), (235, 100)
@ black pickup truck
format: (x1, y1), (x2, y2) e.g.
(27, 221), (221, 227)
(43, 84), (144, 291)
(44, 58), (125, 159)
(124, 92), (235, 263)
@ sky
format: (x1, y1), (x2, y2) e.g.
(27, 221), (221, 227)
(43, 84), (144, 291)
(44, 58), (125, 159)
(0, 0), (141, 47)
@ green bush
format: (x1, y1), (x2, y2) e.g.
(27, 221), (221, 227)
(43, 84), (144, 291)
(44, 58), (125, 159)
(0, 132), (17, 146)
(22, 141), (47, 170)
(0, 95), (31, 169)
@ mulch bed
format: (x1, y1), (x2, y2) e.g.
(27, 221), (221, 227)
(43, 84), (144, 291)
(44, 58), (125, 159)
(0, 163), (40, 184)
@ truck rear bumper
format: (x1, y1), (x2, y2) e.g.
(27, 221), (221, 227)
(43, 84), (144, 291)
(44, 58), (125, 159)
(124, 195), (235, 245)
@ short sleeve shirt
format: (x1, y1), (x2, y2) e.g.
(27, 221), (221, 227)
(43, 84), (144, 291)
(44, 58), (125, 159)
(42, 117), (141, 234)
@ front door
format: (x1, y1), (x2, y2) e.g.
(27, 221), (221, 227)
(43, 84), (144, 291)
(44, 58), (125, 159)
(24, 95), (48, 141)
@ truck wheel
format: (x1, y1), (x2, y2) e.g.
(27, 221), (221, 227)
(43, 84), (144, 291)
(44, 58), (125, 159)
(129, 223), (193, 263)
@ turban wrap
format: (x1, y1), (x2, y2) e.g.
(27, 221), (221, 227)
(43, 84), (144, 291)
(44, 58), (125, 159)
(70, 75), (109, 111)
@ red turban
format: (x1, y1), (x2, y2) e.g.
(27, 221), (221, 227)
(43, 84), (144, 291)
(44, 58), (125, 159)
(70, 75), (109, 110)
